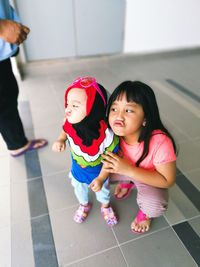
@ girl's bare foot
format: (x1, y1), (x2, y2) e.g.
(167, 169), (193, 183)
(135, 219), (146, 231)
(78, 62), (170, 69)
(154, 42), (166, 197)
(114, 183), (131, 198)
(131, 216), (151, 233)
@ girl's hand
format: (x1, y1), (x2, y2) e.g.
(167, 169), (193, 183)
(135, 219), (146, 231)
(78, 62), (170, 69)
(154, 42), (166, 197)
(52, 140), (66, 152)
(89, 177), (103, 192)
(101, 151), (133, 176)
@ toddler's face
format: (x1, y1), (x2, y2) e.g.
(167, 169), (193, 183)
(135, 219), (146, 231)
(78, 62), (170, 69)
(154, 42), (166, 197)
(65, 88), (87, 124)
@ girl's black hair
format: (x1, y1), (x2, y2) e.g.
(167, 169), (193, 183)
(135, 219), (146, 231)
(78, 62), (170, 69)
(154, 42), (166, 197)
(107, 81), (177, 167)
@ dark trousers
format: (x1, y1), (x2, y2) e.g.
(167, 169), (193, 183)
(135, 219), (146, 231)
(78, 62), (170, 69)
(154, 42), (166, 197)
(0, 58), (27, 150)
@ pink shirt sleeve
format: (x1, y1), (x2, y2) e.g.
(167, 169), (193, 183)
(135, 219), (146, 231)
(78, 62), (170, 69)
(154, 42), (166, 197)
(153, 135), (176, 166)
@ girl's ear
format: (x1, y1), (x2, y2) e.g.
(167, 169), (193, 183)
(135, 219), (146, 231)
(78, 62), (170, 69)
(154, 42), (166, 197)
(142, 119), (146, 127)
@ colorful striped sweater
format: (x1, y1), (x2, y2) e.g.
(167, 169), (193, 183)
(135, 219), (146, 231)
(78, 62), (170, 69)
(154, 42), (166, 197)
(64, 120), (119, 184)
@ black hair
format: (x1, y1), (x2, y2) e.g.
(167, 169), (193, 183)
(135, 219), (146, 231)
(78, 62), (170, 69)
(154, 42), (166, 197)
(72, 83), (107, 146)
(107, 81), (177, 167)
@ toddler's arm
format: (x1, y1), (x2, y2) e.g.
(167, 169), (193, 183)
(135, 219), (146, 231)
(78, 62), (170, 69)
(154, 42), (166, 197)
(52, 130), (67, 152)
(88, 168), (108, 192)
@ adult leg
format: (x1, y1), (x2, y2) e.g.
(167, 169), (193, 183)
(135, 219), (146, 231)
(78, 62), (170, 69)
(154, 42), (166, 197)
(0, 58), (27, 149)
(0, 58), (47, 155)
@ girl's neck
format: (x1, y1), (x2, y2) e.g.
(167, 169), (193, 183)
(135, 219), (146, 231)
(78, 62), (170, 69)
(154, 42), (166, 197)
(122, 132), (140, 145)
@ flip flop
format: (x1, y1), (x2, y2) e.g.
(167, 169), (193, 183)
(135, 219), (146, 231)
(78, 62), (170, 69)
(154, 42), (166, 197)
(131, 209), (151, 234)
(114, 183), (135, 200)
(10, 139), (48, 157)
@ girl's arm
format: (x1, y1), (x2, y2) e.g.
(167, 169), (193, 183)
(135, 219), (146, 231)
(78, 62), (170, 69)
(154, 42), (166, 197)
(52, 130), (67, 152)
(102, 151), (176, 188)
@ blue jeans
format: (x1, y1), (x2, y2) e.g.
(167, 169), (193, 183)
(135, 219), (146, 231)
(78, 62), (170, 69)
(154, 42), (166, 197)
(69, 172), (110, 205)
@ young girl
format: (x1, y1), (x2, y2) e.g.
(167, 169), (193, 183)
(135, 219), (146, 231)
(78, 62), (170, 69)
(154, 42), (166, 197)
(52, 77), (119, 226)
(102, 81), (177, 233)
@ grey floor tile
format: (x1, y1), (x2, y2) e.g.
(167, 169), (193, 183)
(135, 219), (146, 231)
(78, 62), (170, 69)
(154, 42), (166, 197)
(121, 228), (197, 267)
(165, 197), (185, 225)
(151, 84), (200, 140)
(25, 150), (42, 179)
(31, 103), (63, 129)
(43, 171), (78, 212)
(11, 181), (31, 224)
(34, 125), (71, 176)
(0, 135), (8, 157)
(31, 215), (58, 267)
(27, 178), (49, 218)
(10, 152), (28, 184)
(0, 226), (11, 267)
(166, 184), (199, 223)
(173, 221), (200, 266)
(189, 216), (200, 238)
(177, 141), (200, 172)
(65, 247), (127, 267)
(0, 155), (10, 186)
(185, 169), (200, 191)
(11, 220), (35, 267)
(50, 201), (118, 265)
(160, 113), (189, 144)
(0, 185), (10, 228)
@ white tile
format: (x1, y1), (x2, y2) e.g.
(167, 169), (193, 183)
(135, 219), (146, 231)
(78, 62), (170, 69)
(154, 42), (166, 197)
(0, 226), (11, 267)
(0, 156), (10, 186)
(0, 185), (10, 228)
(11, 181), (31, 224)
(0, 135), (8, 157)
(11, 220), (35, 267)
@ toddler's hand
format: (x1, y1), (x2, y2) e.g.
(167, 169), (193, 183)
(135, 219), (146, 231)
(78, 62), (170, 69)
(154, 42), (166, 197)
(89, 177), (103, 192)
(52, 140), (66, 152)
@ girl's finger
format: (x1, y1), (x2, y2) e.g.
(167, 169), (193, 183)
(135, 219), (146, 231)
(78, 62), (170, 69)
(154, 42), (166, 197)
(104, 151), (119, 161)
(101, 156), (115, 165)
(101, 159), (112, 167)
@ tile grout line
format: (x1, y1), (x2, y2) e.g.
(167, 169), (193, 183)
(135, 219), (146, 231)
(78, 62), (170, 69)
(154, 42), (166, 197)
(111, 228), (130, 267)
(63, 244), (119, 267)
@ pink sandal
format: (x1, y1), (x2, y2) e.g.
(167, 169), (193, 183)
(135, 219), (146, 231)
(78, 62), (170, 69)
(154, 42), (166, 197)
(114, 183), (135, 200)
(131, 209), (151, 234)
(73, 203), (92, 223)
(101, 206), (118, 226)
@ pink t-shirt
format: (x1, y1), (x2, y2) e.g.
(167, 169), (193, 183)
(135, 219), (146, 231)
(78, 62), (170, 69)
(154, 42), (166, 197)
(119, 130), (176, 171)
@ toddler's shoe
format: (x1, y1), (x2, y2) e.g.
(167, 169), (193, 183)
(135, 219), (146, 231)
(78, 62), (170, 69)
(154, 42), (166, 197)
(73, 203), (92, 223)
(101, 206), (118, 226)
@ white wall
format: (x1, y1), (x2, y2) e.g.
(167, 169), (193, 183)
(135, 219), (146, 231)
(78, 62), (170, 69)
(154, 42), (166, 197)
(124, 0), (200, 54)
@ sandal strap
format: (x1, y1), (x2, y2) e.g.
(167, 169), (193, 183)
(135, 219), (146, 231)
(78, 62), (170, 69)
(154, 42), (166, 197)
(119, 183), (135, 189)
(136, 209), (150, 225)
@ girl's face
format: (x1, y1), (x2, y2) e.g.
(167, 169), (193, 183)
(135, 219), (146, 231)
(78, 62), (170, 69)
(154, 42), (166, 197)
(65, 88), (87, 124)
(109, 93), (146, 143)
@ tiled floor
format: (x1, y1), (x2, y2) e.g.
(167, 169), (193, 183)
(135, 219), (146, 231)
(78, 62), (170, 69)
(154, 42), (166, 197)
(0, 49), (200, 267)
